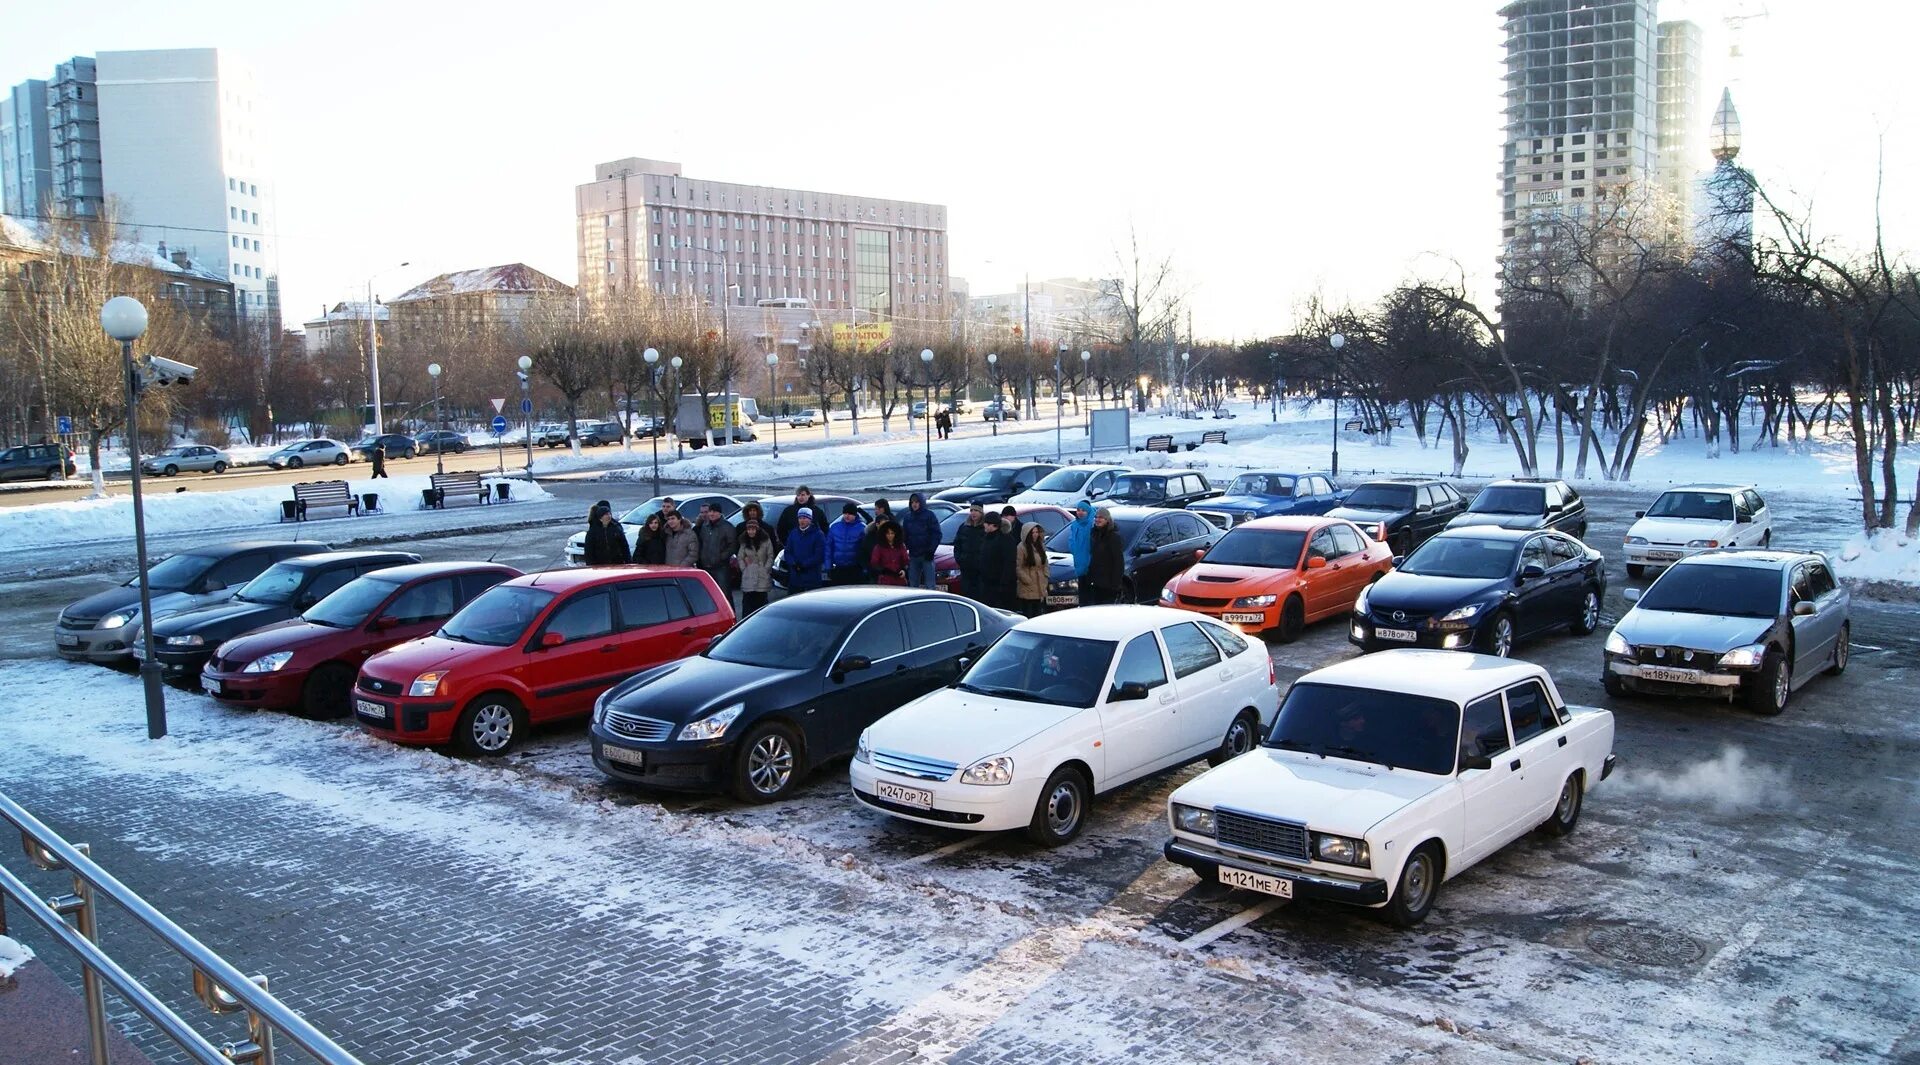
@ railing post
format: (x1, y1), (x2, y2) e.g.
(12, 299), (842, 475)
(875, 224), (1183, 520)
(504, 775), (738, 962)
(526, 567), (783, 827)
(33, 838), (110, 1065)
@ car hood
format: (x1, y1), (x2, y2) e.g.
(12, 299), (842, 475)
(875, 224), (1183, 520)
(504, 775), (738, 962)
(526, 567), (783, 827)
(214, 619), (354, 665)
(1170, 747), (1448, 836)
(152, 599), (295, 639)
(866, 687), (1083, 767)
(602, 656), (809, 724)
(1367, 571), (1506, 612)
(1205, 495), (1290, 514)
(1174, 563), (1293, 591)
(64, 585), (156, 621)
(1448, 512), (1545, 530)
(1614, 608), (1773, 651)
(1327, 505), (1411, 525)
(1627, 517), (1733, 543)
(361, 634), (511, 681)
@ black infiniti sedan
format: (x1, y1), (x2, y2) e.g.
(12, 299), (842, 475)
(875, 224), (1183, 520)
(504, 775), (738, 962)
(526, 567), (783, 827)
(590, 586), (1017, 802)
(137, 550), (421, 681)
(1348, 527), (1604, 658)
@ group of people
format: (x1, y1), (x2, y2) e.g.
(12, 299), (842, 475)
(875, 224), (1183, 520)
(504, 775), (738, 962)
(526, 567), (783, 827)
(581, 486), (1130, 619)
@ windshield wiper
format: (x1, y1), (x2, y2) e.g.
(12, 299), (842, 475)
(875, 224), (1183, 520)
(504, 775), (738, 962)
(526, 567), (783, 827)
(1318, 744), (1393, 769)
(439, 631), (474, 643)
(960, 683), (1036, 700)
(1267, 737), (1312, 751)
(305, 618), (345, 628)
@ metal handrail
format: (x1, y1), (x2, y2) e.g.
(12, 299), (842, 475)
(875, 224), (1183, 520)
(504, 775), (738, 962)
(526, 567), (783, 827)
(0, 789), (365, 1065)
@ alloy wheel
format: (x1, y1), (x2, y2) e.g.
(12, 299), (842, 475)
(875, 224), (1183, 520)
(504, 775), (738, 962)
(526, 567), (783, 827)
(1490, 617), (1514, 657)
(1772, 657), (1790, 709)
(470, 703), (516, 752)
(748, 733), (794, 795)
(1580, 591), (1599, 631)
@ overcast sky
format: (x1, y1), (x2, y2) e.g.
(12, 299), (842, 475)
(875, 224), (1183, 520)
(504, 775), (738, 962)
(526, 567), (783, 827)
(4, 0), (1914, 339)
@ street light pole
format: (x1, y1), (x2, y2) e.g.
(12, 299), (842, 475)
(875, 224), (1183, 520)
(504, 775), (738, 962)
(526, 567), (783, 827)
(1180, 351), (1190, 418)
(986, 352), (998, 437)
(517, 354), (534, 477)
(643, 347), (661, 497)
(670, 355), (684, 460)
(1080, 350), (1092, 458)
(920, 348), (935, 482)
(1269, 352), (1279, 423)
(365, 261), (408, 435)
(766, 351), (781, 459)
(1055, 339), (1067, 462)
(101, 296), (166, 740)
(426, 362), (444, 475)
(1329, 333), (1346, 478)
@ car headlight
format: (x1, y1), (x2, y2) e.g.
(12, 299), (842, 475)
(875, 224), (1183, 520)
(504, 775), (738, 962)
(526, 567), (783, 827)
(1172, 803), (1216, 837)
(1624, 535), (1649, 546)
(936, 568), (959, 581)
(1313, 832), (1371, 867)
(1159, 585), (1175, 603)
(408, 671), (447, 697)
(100, 610), (136, 629)
(1352, 583), (1372, 614)
(1686, 539), (1720, 549)
(164, 634), (204, 647)
(854, 729), (872, 764)
(592, 690), (610, 726)
(1604, 630), (1630, 656)
(1232, 594), (1278, 608)
(959, 755), (1014, 785)
(243, 651), (294, 673)
(678, 702), (744, 741)
(1718, 643), (1767, 669)
(1439, 603), (1482, 622)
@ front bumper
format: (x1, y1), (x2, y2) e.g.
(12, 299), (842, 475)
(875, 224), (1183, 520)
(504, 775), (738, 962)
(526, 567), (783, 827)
(849, 760), (1040, 833)
(1623, 544), (1696, 568)
(130, 640), (213, 678)
(590, 732), (732, 792)
(1169, 598), (1277, 633)
(1163, 838), (1390, 906)
(1605, 654), (1745, 693)
(352, 687), (459, 744)
(1348, 615), (1479, 652)
(53, 622), (141, 663)
(198, 664), (308, 711)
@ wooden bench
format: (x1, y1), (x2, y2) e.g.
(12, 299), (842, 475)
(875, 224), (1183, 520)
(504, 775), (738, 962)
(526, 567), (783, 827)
(1343, 418), (1367, 432)
(286, 480), (359, 521)
(1341, 417), (1406, 435)
(427, 471), (491, 509)
(1186, 429), (1228, 451)
(1139, 434), (1175, 453)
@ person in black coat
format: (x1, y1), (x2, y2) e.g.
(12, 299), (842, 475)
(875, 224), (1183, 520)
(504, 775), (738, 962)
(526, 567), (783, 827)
(978, 512), (1017, 609)
(370, 443), (389, 479)
(583, 501), (632, 565)
(633, 512), (667, 564)
(951, 503), (987, 600)
(775, 485), (829, 544)
(1082, 507), (1126, 605)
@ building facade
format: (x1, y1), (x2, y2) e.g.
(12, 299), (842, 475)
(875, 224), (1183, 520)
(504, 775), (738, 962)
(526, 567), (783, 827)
(1, 79), (50, 217)
(387, 263), (573, 335)
(301, 301), (388, 356)
(47, 57), (102, 219)
(1656, 20), (1704, 238)
(574, 158), (949, 323)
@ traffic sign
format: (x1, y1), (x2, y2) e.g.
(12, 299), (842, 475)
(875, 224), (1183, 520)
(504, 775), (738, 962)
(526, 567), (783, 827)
(490, 397), (506, 413)
(491, 415), (509, 435)
(56, 415), (71, 434)
(520, 398), (533, 415)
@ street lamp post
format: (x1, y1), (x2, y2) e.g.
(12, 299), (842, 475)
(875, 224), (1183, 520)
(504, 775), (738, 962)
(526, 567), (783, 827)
(426, 362), (445, 475)
(1079, 350), (1092, 457)
(670, 356), (684, 460)
(920, 348), (935, 482)
(516, 354), (534, 477)
(986, 352), (999, 437)
(1055, 339), (1068, 461)
(642, 347), (661, 497)
(1328, 333), (1345, 478)
(1269, 352), (1279, 422)
(365, 261), (409, 435)
(1180, 351), (1191, 417)
(101, 296), (166, 740)
(766, 351), (781, 459)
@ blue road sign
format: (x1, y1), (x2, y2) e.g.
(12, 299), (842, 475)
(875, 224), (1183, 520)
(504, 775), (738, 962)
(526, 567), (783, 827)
(491, 415), (509, 435)
(57, 416), (72, 434)
(520, 398), (533, 415)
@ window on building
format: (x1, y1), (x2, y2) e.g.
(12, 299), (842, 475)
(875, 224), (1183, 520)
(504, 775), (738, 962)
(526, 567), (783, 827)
(228, 178), (236, 190)
(231, 236), (239, 247)
(250, 184), (257, 196)
(652, 209), (661, 222)
(250, 212), (258, 224)
(651, 233), (660, 247)
(230, 207), (238, 219)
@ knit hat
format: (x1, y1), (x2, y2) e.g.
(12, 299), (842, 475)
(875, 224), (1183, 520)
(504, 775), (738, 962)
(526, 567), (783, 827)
(983, 513), (1002, 527)
(796, 509), (813, 522)
(842, 502), (860, 516)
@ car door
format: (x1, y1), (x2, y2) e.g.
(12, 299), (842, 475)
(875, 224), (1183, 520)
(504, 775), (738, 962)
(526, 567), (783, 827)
(1195, 618), (1267, 727)
(899, 599), (969, 701)
(521, 589), (619, 720)
(1501, 679), (1568, 823)
(1129, 517), (1177, 598)
(1085, 469), (1119, 500)
(1789, 561), (1843, 679)
(1512, 536), (1558, 636)
(1321, 523), (1375, 616)
(1414, 485), (1447, 542)
(1304, 476), (1335, 515)
(1159, 621), (1226, 758)
(1454, 693), (1528, 865)
(1543, 534), (1587, 620)
(1739, 489), (1770, 547)
(365, 576), (462, 661)
(611, 578), (703, 681)
(1097, 632), (1175, 785)
(824, 606), (914, 755)
(1299, 526), (1342, 616)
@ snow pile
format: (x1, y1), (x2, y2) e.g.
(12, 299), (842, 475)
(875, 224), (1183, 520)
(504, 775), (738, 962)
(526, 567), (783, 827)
(1834, 528), (1920, 585)
(0, 935), (32, 978)
(1610, 747), (1792, 813)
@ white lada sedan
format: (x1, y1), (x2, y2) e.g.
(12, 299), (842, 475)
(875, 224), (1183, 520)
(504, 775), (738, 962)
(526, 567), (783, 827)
(1163, 650), (1615, 926)
(850, 606), (1279, 847)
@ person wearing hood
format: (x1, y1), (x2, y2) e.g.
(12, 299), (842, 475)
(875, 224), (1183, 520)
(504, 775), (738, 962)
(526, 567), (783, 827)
(1082, 506), (1126, 605)
(663, 512), (700, 568)
(978, 512), (1017, 609)
(736, 519), (775, 616)
(783, 509), (829, 593)
(1066, 499), (1095, 585)
(952, 503), (987, 600)
(583, 501), (631, 565)
(901, 492), (942, 588)
(826, 503), (868, 585)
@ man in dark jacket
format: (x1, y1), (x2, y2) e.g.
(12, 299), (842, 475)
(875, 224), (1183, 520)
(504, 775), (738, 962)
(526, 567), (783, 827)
(775, 485), (828, 543)
(952, 503), (987, 600)
(695, 502), (738, 599)
(583, 502), (631, 565)
(370, 443), (389, 479)
(901, 492), (941, 589)
(978, 512), (1017, 609)
(1083, 506), (1127, 605)
(783, 509), (829, 593)
(999, 505), (1022, 543)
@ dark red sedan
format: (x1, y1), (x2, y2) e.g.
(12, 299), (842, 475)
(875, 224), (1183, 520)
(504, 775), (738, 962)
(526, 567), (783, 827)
(201, 562), (521, 718)
(932, 505), (1074, 593)
(352, 567), (734, 755)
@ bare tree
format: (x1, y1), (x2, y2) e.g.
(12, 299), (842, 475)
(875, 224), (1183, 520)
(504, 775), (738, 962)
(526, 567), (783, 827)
(1092, 226), (1184, 393)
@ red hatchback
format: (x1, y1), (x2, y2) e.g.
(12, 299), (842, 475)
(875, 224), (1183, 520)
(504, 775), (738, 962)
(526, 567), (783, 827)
(353, 567), (733, 755)
(201, 562), (521, 718)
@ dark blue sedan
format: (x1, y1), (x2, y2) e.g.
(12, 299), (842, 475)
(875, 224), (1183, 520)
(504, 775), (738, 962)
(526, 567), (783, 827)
(1193, 470), (1344, 527)
(1348, 527), (1605, 658)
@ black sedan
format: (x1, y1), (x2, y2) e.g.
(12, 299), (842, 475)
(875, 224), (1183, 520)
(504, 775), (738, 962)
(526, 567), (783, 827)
(589, 586), (1016, 801)
(352, 433), (417, 461)
(1044, 505), (1219, 606)
(1327, 477), (1468, 556)
(1446, 478), (1589, 538)
(415, 430), (470, 454)
(1348, 527), (1604, 658)
(1103, 470), (1220, 510)
(137, 550), (421, 681)
(933, 462), (1059, 506)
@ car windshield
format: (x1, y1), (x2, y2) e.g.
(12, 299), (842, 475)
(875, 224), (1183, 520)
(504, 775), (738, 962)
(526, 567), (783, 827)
(1647, 491), (1735, 521)
(1109, 476), (1165, 501)
(1031, 468), (1094, 492)
(1202, 529), (1307, 568)
(1264, 682), (1458, 774)
(958, 630), (1115, 708)
(1227, 474), (1294, 497)
(303, 575), (400, 628)
(1399, 537), (1518, 580)
(707, 608), (845, 668)
(438, 585), (556, 646)
(233, 562), (307, 605)
(1469, 485), (1546, 515)
(939, 511), (972, 543)
(961, 467), (1017, 488)
(1635, 563), (1781, 618)
(1343, 484), (1416, 509)
(137, 552), (217, 591)
(1047, 517), (1141, 551)
(273, 441), (309, 454)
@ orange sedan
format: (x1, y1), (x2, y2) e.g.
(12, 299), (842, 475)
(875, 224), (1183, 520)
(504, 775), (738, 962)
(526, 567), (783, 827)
(1158, 515), (1394, 641)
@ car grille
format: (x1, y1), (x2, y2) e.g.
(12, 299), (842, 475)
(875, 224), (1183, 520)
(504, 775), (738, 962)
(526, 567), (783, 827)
(871, 749), (959, 781)
(59, 615), (98, 631)
(1179, 595), (1232, 608)
(1215, 809), (1310, 862)
(361, 676), (404, 696)
(604, 709), (674, 742)
(1369, 609), (1430, 628)
(1633, 645), (1723, 669)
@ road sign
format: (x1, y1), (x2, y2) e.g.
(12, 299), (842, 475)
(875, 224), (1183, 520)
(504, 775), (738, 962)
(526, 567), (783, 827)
(490, 397), (506, 413)
(491, 415), (508, 435)
(520, 398), (533, 414)
(56, 416), (71, 434)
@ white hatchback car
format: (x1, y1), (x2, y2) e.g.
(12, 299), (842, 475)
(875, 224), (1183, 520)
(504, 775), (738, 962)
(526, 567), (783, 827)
(1164, 650), (1615, 926)
(1623, 483), (1771, 577)
(1009, 464), (1131, 508)
(851, 606), (1279, 846)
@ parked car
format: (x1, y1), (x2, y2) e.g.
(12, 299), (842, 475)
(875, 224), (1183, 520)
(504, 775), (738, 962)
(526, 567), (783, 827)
(1043, 506), (1219, 606)
(931, 505), (1075, 594)
(198, 562), (520, 718)
(1189, 471), (1344, 528)
(624, 414), (666, 438)
(1604, 549), (1847, 714)
(1327, 477), (1466, 556)
(55, 540), (329, 664)
(140, 444), (232, 476)
(788, 408), (823, 428)
(137, 550), (421, 681)
(415, 430), (472, 454)
(1623, 483), (1773, 578)
(981, 400), (1020, 422)
(564, 493), (746, 566)
(1163, 650), (1616, 926)
(1447, 478), (1588, 538)
(532, 422), (569, 446)
(579, 420), (626, 446)
(1009, 464), (1130, 507)
(932, 462), (1060, 506)
(1103, 471), (1221, 510)
(590, 587), (1018, 801)
(1349, 527), (1605, 658)
(351, 433), (417, 461)
(0, 442), (77, 482)
(266, 438), (351, 469)
(1160, 516), (1393, 641)
(851, 606), (1279, 846)
(353, 568), (734, 755)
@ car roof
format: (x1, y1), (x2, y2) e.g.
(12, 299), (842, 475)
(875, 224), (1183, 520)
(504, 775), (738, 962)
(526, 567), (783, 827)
(1487, 478), (1563, 487)
(1237, 515), (1337, 533)
(1301, 649), (1549, 703)
(1049, 463), (1131, 473)
(1359, 476), (1444, 486)
(1672, 549), (1811, 570)
(355, 561), (521, 583)
(278, 550), (420, 569)
(1431, 526), (1539, 543)
(983, 460), (1050, 469)
(765, 585), (971, 616)
(1014, 604), (1218, 641)
(1226, 469), (1315, 478)
(1655, 483), (1754, 494)
(182, 540), (329, 559)
(1094, 505), (1189, 522)
(511, 565), (709, 591)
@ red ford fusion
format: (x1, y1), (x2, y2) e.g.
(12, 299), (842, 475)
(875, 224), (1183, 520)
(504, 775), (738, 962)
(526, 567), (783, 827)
(353, 567), (734, 755)
(200, 562), (521, 718)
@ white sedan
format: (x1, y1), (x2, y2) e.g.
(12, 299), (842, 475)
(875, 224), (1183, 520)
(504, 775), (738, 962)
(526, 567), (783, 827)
(1164, 650), (1615, 926)
(1624, 483), (1772, 577)
(851, 606), (1279, 846)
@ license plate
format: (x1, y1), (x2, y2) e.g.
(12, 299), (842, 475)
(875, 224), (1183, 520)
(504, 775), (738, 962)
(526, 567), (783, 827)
(1219, 867), (1294, 899)
(202, 677), (222, 694)
(1222, 612), (1266, 624)
(600, 744), (645, 768)
(355, 699), (389, 720)
(1045, 595), (1078, 606)
(1374, 627), (1418, 642)
(876, 779), (934, 810)
(56, 634), (79, 647)
(1647, 550), (1683, 561)
(131, 643), (146, 659)
(1638, 665), (1702, 684)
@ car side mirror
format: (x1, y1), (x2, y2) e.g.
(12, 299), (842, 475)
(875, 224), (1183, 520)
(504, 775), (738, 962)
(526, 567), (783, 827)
(1546, 504), (1563, 514)
(1132, 544), (1151, 556)
(832, 654), (872, 680)
(1791, 600), (1816, 617)
(296, 593), (320, 609)
(1623, 587), (1642, 602)
(1416, 503), (1432, 513)
(1459, 754), (1493, 772)
(1391, 555), (1405, 568)
(1011, 483), (1026, 494)
(1110, 681), (1150, 702)
(540, 631), (566, 648)
(1192, 548), (1206, 562)
(1634, 510), (1646, 519)
(1307, 556), (1328, 570)
(1519, 563), (1547, 581)
(369, 615), (399, 632)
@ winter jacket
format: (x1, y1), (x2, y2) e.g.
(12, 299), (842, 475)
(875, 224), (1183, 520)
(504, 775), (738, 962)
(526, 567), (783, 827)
(695, 518), (738, 570)
(1066, 500), (1094, 577)
(1086, 521), (1126, 592)
(584, 519), (631, 565)
(776, 500), (828, 543)
(979, 531), (1017, 605)
(1016, 542), (1052, 601)
(736, 537), (775, 593)
(900, 496), (942, 559)
(952, 519), (986, 577)
(664, 527), (700, 568)
(783, 524), (829, 591)
(826, 517), (868, 569)
(869, 543), (910, 586)
(634, 529), (667, 564)
(857, 516), (895, 575)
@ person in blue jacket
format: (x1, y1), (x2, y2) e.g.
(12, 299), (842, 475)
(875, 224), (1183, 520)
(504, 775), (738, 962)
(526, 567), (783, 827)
(1066, 499), (1095, 593)
(825, 502), (869, 585)
(783, 509), (829, 593)
(900, 492), (943, 589)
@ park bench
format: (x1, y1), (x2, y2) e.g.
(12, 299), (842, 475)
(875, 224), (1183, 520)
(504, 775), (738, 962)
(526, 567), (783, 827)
(1342, 417), (1407, 435)
(427, 471), (492, 509)
(285, 480), (359, 522)
(1139, 434), (1175, 453)
(1187, 429), (1229, 451)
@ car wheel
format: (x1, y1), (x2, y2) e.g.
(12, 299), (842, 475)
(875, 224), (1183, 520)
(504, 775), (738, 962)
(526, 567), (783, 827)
(454, 693), (525, 756)
(1744, 650), (1790, 716)
(1570, 587), (1601, 635)
(1825, 623), (1849, 675)
(1541, 773), (1584, 837)
(162, 464), (179, 476)
(1208, 710), (1260, 767)
(402, 448), (416, 460)
(1480, 613), (1515, 658)
(1025, 765), (1091, 848)
(1383, 842), (1443, 927)
(299, 663), (355, 720)
(1274, 595), (1306, 643)
(212, 461), (227, 474)
(333, 453), (348, 466)
(732, 721), (803, 803)
(288, 456), (304, 469)
(1603, 672), (1628, 698)
(1626, 563), (1646, 579)
(45, 466), (63, 479)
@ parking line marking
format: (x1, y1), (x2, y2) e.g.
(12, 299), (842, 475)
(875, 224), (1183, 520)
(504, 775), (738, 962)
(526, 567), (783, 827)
(1178, 897), (1288, 950)
(901, 835), (986, 866)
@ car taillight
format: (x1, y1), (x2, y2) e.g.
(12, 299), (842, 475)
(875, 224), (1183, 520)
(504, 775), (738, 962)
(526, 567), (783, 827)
(1267, 656), (1276, 688)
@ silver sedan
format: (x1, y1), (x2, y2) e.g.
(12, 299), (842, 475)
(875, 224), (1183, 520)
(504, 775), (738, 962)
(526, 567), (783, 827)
(265, 439), (351, 469)
(141, 444), (233, 476)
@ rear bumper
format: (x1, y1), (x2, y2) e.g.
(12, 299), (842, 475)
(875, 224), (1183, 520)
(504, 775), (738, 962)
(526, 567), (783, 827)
(1163, 839), (1390, 906)
(1602, 753), (1618, 781)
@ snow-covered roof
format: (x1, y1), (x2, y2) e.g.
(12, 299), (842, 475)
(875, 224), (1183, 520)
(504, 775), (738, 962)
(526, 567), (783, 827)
(1299, 649), (1549, 704)
(0, 213), (229, 284)
(303, 301), (388, 327)
(390, 263), (572, 303)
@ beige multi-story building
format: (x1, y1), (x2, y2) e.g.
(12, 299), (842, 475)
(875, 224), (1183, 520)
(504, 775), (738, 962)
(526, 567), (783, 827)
(574, 157), (948, 322)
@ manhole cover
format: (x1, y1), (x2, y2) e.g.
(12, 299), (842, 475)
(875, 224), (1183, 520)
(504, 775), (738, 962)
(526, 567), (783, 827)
(1585, 925), (1706, 968)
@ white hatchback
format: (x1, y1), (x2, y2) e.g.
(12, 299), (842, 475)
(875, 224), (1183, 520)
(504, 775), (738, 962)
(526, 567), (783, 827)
(1624, 483), (1772, 577)
(1009, 464), (1132, 508)
(851, 606), (1279, 846)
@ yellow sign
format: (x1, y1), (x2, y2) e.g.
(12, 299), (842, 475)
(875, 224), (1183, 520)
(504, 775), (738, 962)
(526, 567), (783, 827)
(830, 322), (893, 349)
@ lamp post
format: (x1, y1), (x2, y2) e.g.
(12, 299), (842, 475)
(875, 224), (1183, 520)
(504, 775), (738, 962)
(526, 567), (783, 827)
(986, 352), (999, 437)
(1328, 333), (1345, 478)
(1079, 350), (1092, 457)
(1269, 352), (1280, 422)
(365, 261), (409, 434)
(1180, 351), (1191, 417)
(766, 351), (781, 459)
(101, 296), (167, 740)
(426, 362), (445, 474)
(920, 347), (935, 482)
(642, 347), (661, 497)
(1054, 339), (1068, 461)
(516, 354), (534, 477)
(670, 355), (684, 460)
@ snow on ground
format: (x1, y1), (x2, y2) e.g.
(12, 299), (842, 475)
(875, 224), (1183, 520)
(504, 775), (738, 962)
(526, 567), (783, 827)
(1835, 528), (1920, 584)
(0, 935), (33, 978)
